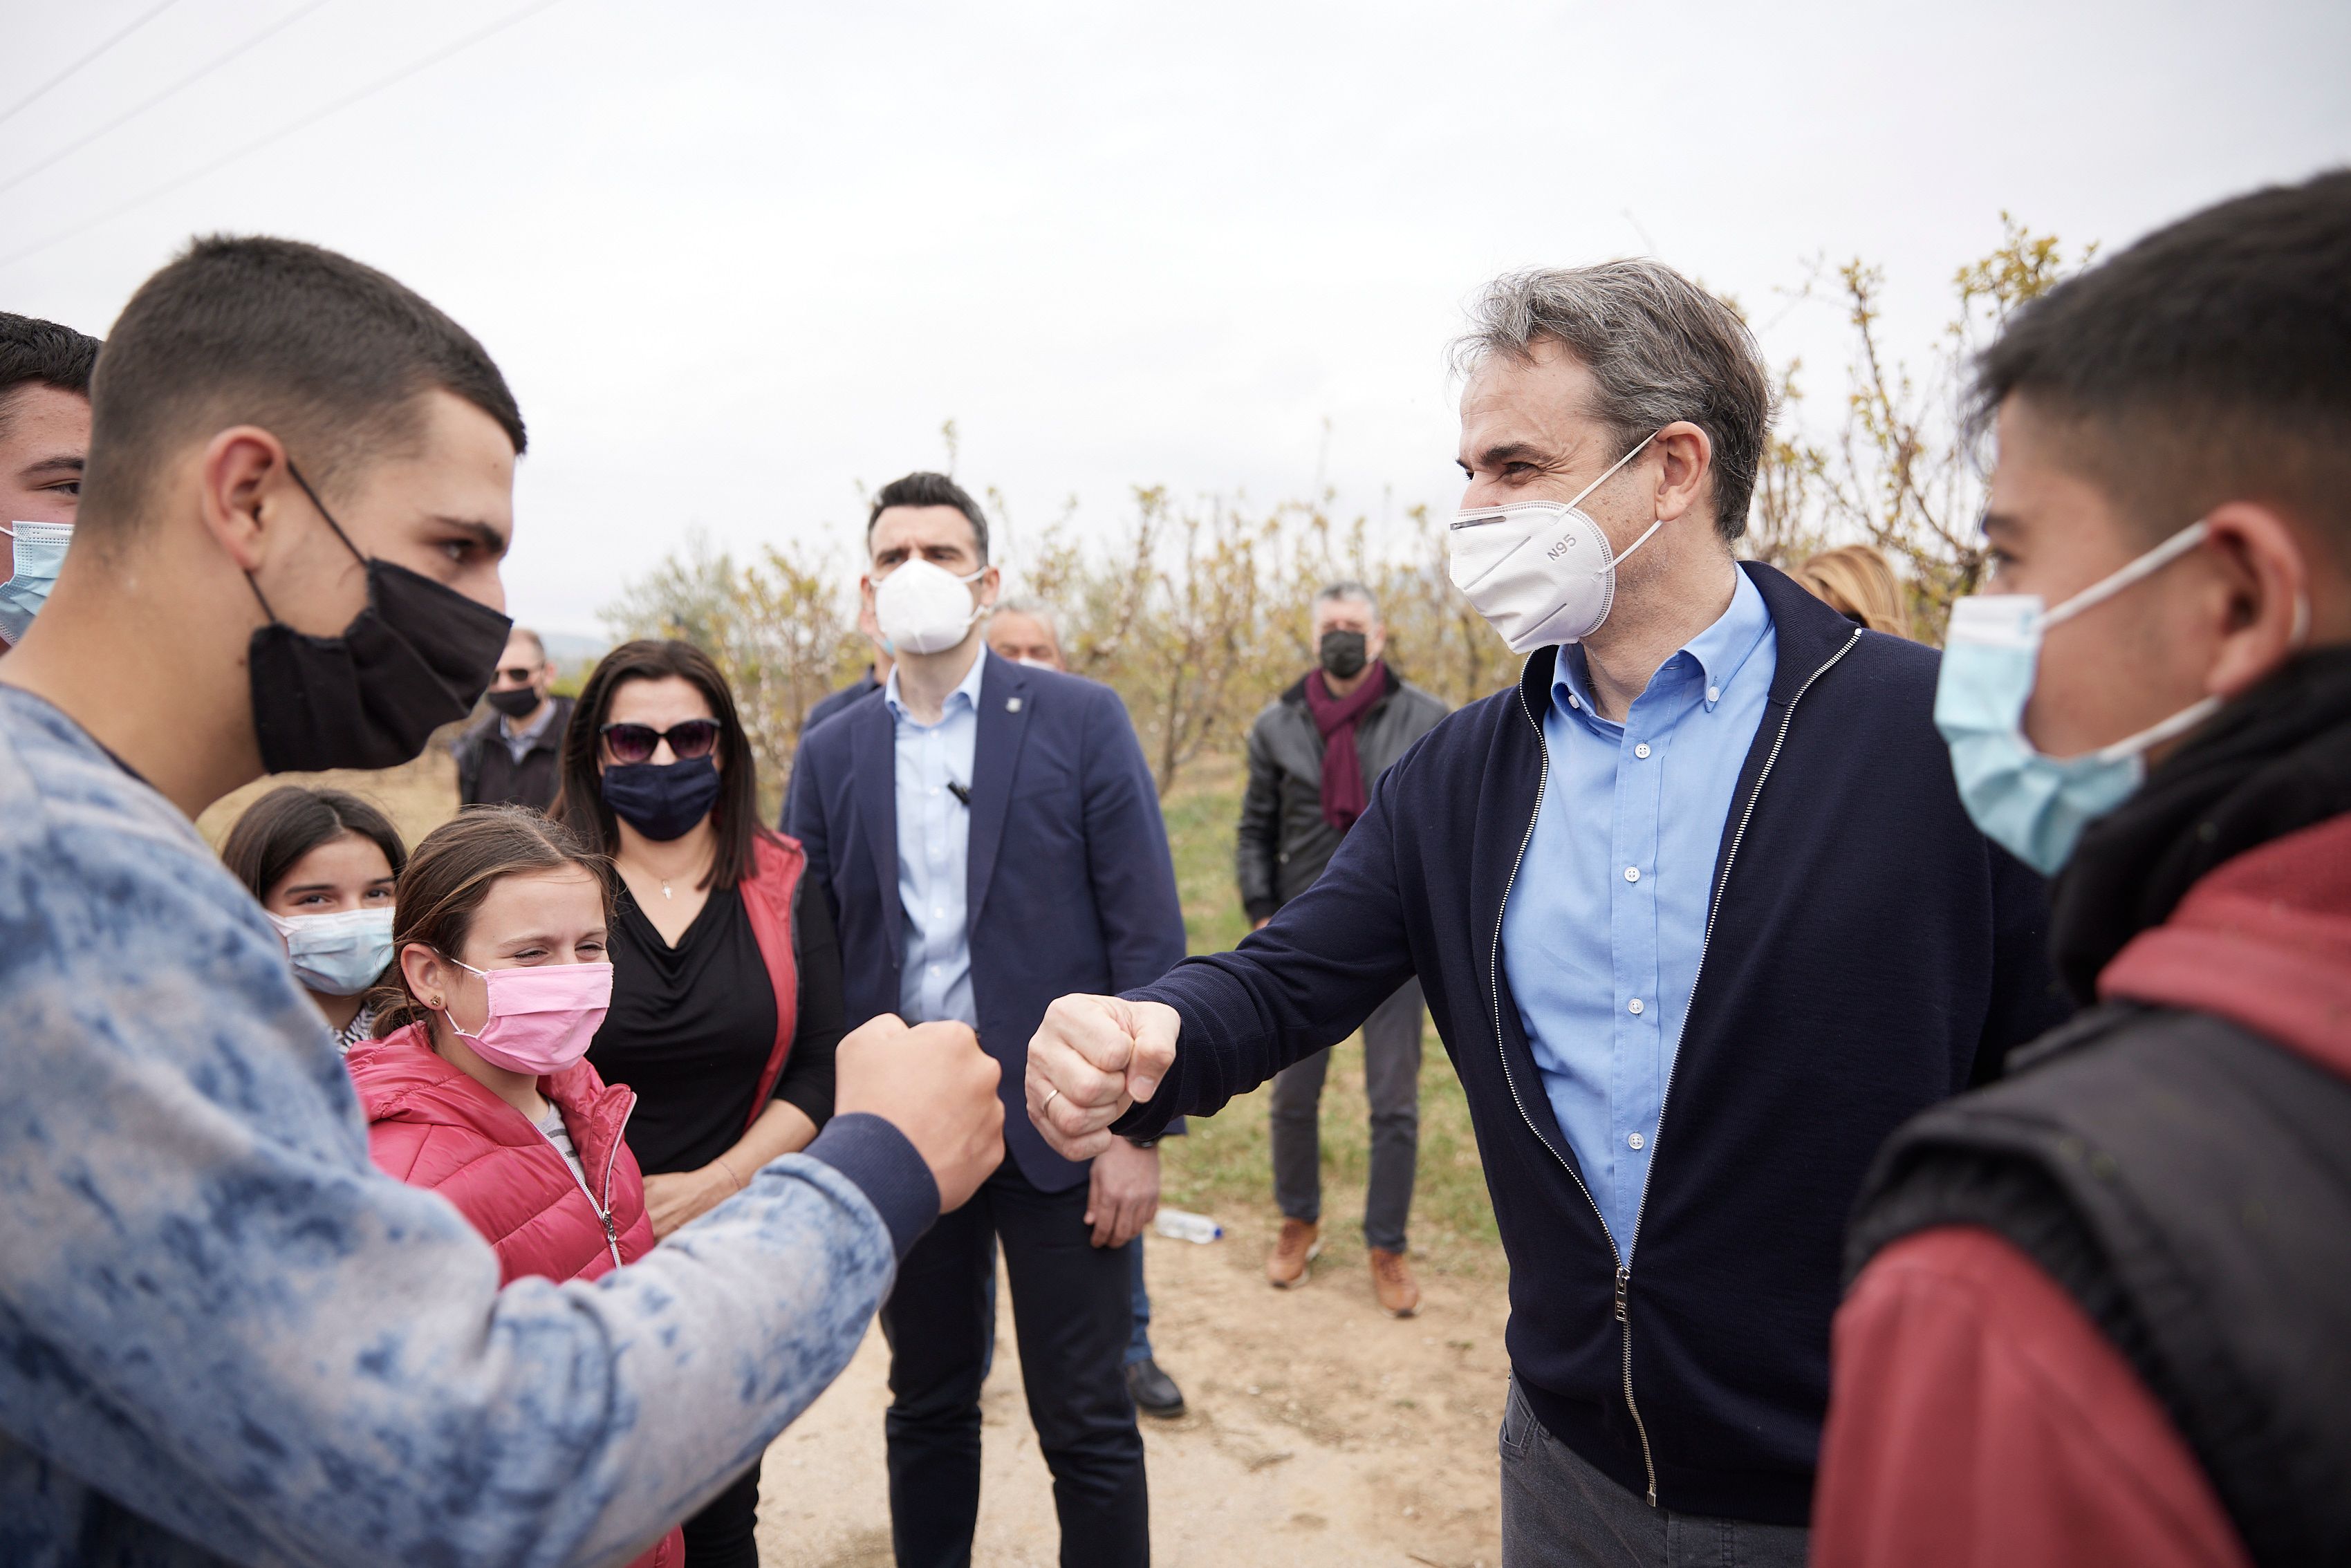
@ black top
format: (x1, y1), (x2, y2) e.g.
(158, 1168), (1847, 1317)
(591, 876), (844, 1176)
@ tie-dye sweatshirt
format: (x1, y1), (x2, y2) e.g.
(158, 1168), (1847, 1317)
(0, 686), (938, 1567)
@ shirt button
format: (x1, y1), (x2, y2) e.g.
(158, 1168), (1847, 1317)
(1706, 685), (1721, 704)
(1627, 1132), (1645, 1150)
(1624, 866), (1640, 883)
(1633, 743), (1651, 759)
(1567, 693), (1581, 710)
(1628, 998), (1645, 1016)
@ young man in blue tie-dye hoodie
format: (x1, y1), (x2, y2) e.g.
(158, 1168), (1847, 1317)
(0, 234), (1005, 1567)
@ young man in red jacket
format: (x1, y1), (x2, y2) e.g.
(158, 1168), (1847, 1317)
(1816, 169), (2351, 1567)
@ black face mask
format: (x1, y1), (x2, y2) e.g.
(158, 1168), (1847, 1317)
(602, 756), (723, 841)
(245, 466), (513, 774)
(485, 686), (543, 719)
(1318, 628), (1368, 680)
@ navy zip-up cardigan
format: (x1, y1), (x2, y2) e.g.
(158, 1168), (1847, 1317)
(1119, 562), (2069, 1524)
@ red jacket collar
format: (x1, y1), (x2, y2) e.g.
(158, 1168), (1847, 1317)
(2099, 812), (2351, 1080)
(348, 1024), (637, 1200)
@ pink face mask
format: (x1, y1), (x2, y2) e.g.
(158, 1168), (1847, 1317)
(439, 959), (613, 1076)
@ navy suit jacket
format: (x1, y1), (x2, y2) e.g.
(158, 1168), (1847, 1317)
(786, 655), (1189, 1191)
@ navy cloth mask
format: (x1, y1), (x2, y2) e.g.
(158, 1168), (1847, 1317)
(602, 756), (722, 841)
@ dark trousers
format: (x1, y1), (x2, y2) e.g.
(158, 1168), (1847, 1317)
(1269, 978), (1424, 1252)
(678, 1457), (761, 1567)
(880, 1158), (1148, 1567)
(1498, 1377), (1807, 1567)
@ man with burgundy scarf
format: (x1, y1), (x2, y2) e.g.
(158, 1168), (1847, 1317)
(1237, 580), (1447, 1312)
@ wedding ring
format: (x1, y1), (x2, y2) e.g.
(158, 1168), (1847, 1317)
(1041, 1086), (1063, 1115)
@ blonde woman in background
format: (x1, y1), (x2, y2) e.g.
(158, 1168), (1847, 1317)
(1792, 543), (1913, 638)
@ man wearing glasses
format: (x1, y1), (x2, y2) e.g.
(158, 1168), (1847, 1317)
(789, 471), (1186, 1568)
(453, 626), (572, 809)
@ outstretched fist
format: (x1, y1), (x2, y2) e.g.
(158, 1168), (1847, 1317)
(835, 1014), (1003, 1211)
(1024, 993), (1180, 1161)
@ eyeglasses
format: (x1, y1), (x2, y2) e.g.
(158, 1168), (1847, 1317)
(600, 719), (723, 765)
(495, 666), (539, 684)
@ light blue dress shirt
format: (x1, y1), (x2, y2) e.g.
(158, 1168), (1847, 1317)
(888, 645), (988, 1027)
(1500, 568), (1777, 1261)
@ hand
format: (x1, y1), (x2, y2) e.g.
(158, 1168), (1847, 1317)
(1252, 916), (1272, 931)
(1085, 1138), (1160, 1248)
(834, 1013), (1004, 1211)
(642, 1164), (738, 1239)
(1025, 993), (1180, 1161)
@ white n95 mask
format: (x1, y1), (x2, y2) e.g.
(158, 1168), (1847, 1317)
(874, 558), (987, 656)
(1449, 432), (1662, 651)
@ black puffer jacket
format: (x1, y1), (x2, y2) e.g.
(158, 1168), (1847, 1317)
(1236, 664), (1447, 920)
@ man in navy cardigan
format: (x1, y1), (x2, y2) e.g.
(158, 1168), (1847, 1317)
(789, 472), (1186, 1568)
(1025, 263), (2069, 1566)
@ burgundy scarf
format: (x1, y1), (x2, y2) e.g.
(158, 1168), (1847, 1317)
(1305, 661), (1389, 834)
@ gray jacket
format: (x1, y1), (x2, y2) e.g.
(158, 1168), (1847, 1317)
(1236, 664), (1448, 920)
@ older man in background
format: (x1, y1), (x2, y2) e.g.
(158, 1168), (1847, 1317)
(985, 595), (1190, 1419)
(1028, 259), (2067, 1566)
(0, 312), (100, 648)
(1238, 581), (1447, 1314)
(452, 625), (573, 809)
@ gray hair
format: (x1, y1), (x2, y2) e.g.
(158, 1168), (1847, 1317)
(991, 595), (1061, 637)
(1451, 260), (1771, 543)
(1313, 579), (1381, 623)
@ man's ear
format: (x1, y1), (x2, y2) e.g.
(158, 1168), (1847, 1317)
(194, 426), (296, 576)
(976, 563), (1002, 610)
(1651, 420), (1714, 527)
(2204, 502), (2315, 702)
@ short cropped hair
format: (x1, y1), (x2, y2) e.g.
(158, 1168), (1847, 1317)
(507, 626), (548, 662)
(867, 471), (989, 562)
(79, 235), (525, 536)
(1454, 261), (1771, 543)
(1973, 169), (2351, 557)
(0, 312), (101, 438)
(991, 595), (1061, 635)
(1314, 579), (1381, 623)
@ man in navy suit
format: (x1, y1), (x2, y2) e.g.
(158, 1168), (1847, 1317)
(789, 472), (1184, 1568)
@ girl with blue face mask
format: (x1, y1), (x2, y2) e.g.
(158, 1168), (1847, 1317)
(220, 786), (408, 1054)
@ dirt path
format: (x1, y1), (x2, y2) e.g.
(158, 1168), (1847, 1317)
(756, 1209), (1509, 1568)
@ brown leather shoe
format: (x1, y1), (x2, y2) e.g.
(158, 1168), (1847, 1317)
(1267, 1218), (1321, 1288)
(1370, 1247), (1420, 1318)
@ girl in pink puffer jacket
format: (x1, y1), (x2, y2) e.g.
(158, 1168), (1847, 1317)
(346, 808), (681, 1568)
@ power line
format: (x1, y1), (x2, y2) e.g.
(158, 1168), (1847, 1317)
(0, 0), (339, 198)
(0, 0), (186, 128)
(0, 0), (570, 273)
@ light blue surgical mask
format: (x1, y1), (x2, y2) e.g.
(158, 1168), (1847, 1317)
(1935, 521), (2236, 876)
(266, 906), (396, 998)
(0, 521), (73, 644)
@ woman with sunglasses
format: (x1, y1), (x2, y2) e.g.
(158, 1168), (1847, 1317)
(552, 638), (846, 1568)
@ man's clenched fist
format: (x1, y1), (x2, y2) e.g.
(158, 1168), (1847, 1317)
(835, 1014), (1003, 1211)
(1024, 994), (1180, 1161)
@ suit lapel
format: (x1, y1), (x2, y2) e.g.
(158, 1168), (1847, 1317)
(852, 693), (902, 953)
(966, 655), (1032, 924)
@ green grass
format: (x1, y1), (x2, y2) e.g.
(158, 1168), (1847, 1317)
(1153, 756), (1502, 1277)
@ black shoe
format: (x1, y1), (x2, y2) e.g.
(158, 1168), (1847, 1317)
(1125, 1356), (1185, 1418)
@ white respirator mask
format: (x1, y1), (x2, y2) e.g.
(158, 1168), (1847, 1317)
(1449, 431), (1662, 651)
(873, 558), (988, 656)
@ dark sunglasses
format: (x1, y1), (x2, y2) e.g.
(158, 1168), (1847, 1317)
(495, 666), (540, 684)
(600, 719), (723, 765)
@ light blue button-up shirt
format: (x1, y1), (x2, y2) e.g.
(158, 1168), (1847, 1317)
(888, 645), (987, 1027)
(1500, 568), (1777, 1261)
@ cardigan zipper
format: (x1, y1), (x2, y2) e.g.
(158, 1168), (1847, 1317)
(1488, 626), (1861, 1509)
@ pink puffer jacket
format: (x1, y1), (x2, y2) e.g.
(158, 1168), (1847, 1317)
(350, 1027), (682, 1566)
(350, 1025), (658, 1283)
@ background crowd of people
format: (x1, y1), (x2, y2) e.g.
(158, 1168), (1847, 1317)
(0, 165), (2345, 1568)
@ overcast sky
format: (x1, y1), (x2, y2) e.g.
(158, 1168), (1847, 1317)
(6, 0), (2347, 637)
